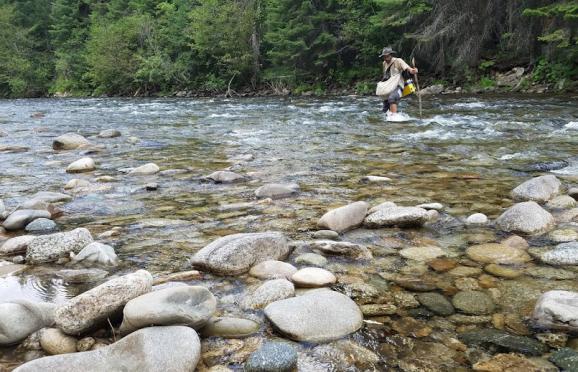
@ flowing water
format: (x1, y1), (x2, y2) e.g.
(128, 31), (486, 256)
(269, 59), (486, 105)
(1, 95), (578, 370)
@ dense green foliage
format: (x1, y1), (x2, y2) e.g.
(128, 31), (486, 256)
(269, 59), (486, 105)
(0, 0), (575, 97)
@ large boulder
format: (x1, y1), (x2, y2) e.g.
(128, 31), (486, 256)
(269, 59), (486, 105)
(532, 290), (578, 332)
(264, 290), (363, 343)
(119, 286), (216, 334)
(3, 210), (51, 231)
(14, 326), (201, 372)
(71, 242), (118, 266)
(0, 300), (56, 346)
(495, 201), (555, 235)
(66, 158), (96, 173)
(364, 206), (429, 228)
(55, 270), (153, 335)
(26, 228), (93, 264)
(190, 232), (290, 275)
(317, 201), (369, 233)
(511, 175), (561, 203)
(53, 133), (90, 150)
(0, 235), (35, 255)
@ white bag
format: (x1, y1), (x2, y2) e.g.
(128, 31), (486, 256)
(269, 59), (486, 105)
(376, 73), (401, 97)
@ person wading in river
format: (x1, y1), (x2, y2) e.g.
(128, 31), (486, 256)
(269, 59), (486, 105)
(379, 47), (418, 114)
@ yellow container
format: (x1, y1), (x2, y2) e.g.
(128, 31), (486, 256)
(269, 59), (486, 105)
(403, 79), (416, 97)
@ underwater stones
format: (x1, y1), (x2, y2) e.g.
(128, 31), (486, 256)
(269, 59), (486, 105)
(254, 183), (299, 199)
(484, 264), (523, 279)
(264, 290), (363, 343)
(460, 329), (548, 356)
(294, 253), (327, 267)
(245, 342), (297, 372)
(66, 157), (96, 173)
(452, 290), (495, 315)
(309, 240), (372, 259)
(472, 353), (547, 371)
(129, 163), (160, 175)
(466, 243), (531, 265)
(417, 293), (455, 316)
(3, 210), (51, 231)
(291, 267), (336, 287)
(26, 228), (93, 264)
(97, 129), (121, 138)
(206, 170), (245, 183)
(0, 301), (56, 346)
(64, 179), (90, 190)
(547, 195), (576, 209)
(53, 133), (89, 150)
(399, 246), (446, 262)
(549, 348), (578, 371)
(317, 201), (369, 233)
(364, 206), (429, 228)
(495, 201), (555, 235)
(25, 218), (57, 233)
(466, 213), (488, 225)
(200, 317), (260, 338)
(71, 242), (118, 266)
(242, 279), (295, 310)
(532, 290), (578, 332)
(56, 269), (108, 284)
(511, 175), (561, 203)
(191, 232), (290, 275)
(249, 260), (297, 280)
(541, 242), (578, 265)
(549, 229), (578, 243)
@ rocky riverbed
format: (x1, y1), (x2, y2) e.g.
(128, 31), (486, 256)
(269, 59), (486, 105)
(1, 95), (578, 371)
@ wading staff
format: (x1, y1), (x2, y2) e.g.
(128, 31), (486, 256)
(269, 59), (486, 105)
(412, 57), (422, 119)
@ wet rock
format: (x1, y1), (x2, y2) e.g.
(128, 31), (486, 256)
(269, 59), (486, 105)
(460, 329), (548, 356)
(0, 263), (27, 277)
(419, 84), (444, 96)
(3, 210), (51, 231)
(467, 213), (488, 225)
(191, 232), (290, 275)
(313, 340), (380, 370)
(484, 264), (523, 279)
(311, 230), (339, 240)
(549, 229), (578, 243)
(429, 258), (458, 272)
(294, 253), (327, 267)
(512, 175), (561, 203)
(0, 235), (35, 255)
(264, 290), (363, 343)
(120, 285), (215, 334)
(393, 276), (437, 292)
(254, 183), (299, 199)
(25, 218), (57, 233)
(495, 201), (555, 235)
(249, 260), (297, 280)
(317, 201), (369, 233)
(243, 279), (295, 310)
(367, 201), (396, 214)
(472, 353), (545, 371)
(76, 337), (95, 352)
(206, 170), (244, 183)
(27, 192), (72, 204)
(309, 240), (372, 259)
(0, 199), (5, 219)
(448, 266), (482, 277)
(71, 242), (118, 266)
(56, 269), (108, 283)
(364, 206), (429, 228)
(64, 179), (90, 190)
(466, 243), (531, 265)
(55, 270), (153, 335)
(245, 342), (297, 372)
(360, 304), (397, 316)
(291, 267), (336, 287)
(536, 332), (568, 348)
(532, 290), (578, 332)
(547, 195), (576, 209)
(66, 157), (96, 173)
(200, 317), (260, 338)
(97, 129), (121, 138)
(26, 228), (93, 264)
(200, 336), (262, 366)
(417, 292), (455, 316)
(416, 202), (443, 211)
(452, 290), (495, 315)
(129, 163), (160, 175)
(549, 348), (578, 371)
(541, 242), (578, 265)
(53, 133), (89, 150)
(399, 246), (446, 262)
(39, 328), (77, 355)
(361, 175), (391, 183)
(0, 301), (56, 346)
(502, 235), (529, 250)
(14, 326), (201, 372)
(525, 267), (576, 280)
(152, 270), (201, 285)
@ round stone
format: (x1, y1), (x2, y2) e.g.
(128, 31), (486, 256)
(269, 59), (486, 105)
(466, 213), (488, 225)
(40, 328), (77, 355)
(200, 317), (260, 338)
(399, 246), (446, 262)
(416, 292), (455, 316)
(25, 218), (57, 233)
(244, 342), (297, 372)
(484, 264), (523, 279)
(549, 229), (578, 243)
(291, 267), (336, 288)
(249, 260), (297, 280)
(452, 290), (495, 315)
(294, 253), (327, 267)
(466, 243), (532, 265)
(66, 158), (96, 173)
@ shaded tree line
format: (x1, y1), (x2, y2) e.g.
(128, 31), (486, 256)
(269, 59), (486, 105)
(0, 0), (575, 97)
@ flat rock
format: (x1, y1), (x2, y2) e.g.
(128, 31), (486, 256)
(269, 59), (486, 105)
(541, 242), (578, 265)
(0, 235), (35, 255)
(0, 301), (56, 346)
(416, 202), (444, 211)
(532, 290), (578, 332)
(53, 133), (90, 150)
(245, 342), (297, 372)
(129, 163), (160, 175)
(466, 243), (531, 264)
(200, 317), (260, 338)
(264, 290), (363, 343)
(71, 242), (118, 266)
(460, 329), (548, 356)
(317, 201), (369, 233)
(294, 253), (327, 267)
(66, 158), (96, 173)
(400, 246), (446, 261)
(311, 230), (339, 240)
(97, 129), (121, 138)
(26, 228), (93, 264)
(452, 290), (495, 315)
(291, 267), (336, 287)
(55, 270), (153, 335)
(484, 264), (523, 278)
(14, 326), (201, 372)
(206, 171), (244, 183)
(495, 201), (555, 235)
(25, 218), (57, 233)
(56, 269), (109, 283)
(39, 328), (77, 355)
(0, 145), (28, 153)
(417, 292), (455, 315)
(512, 175), (561, 203)
(249, 260), (297, 280)
(119, 285), (216, 334)
(3, 210), (51, 231)
(255, 183), (299, 199)
(191, 232), (290, 275)
(364, 206), (429, 228)
(242, 279), (295, 309)
(309, 240), (372, 259)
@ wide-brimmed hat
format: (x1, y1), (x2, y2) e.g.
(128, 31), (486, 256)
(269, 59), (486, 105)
(379, 47), (397, 57)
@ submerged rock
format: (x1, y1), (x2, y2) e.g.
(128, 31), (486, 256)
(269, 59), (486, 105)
(317, 201), (369, 233)
(71, 242), (118, 266)
(511, 175), (561, 203)
(399, 246), (446, 262)
(244, 342), (297, 372)
(14, 326), (201, 372)
(97, 129), (121, 138)
(495, 201), (555, 235)
(309, 240), (372, 259)
(472, 353), (547, 371)
(264, 290), (363, 343)
(3, 210), (51, 231)
(460, 329), (548, 356)
(129, 163), (160, 175)
(294, 253), (327, 267)
(549, 348), (578, 371)
(206, 170), (245, 183)
(66, 157), (96, 173)
(0, 301), (56, 346)
(53, 133), (89, 150)
(200, 317), (260, 338)
(56, 269), (109, 283)
(254, 183), (299, 199)
(190, 232), (290, 275)
(547, 195), (576, 209)
(55, 270), (153, 335)
(25, 218), (57, 233)
(26, 228), (93, 264)
(417, 292), (455, 316)
(532, 290), (578, 332)
(364, 206), (429, 228)
(466, 243), (531, 265)
(452, 290), (495, 315)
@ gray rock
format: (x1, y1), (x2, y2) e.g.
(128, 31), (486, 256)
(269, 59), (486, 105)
(53, 133), (90, 150)
(0, 301), (56, 346)
(27, 192), (72, 204)
(460, 329), (548, 356)
(264, 290), (363, 343)
(249, 260), (297, 280)
(56, 269), (109, 283)
(311, 230), (339, 240)
(466, 213), (488, 225)
(119, 285), (216, 334)
(39, 328), (77, 355)
(512, 175), (561, 203)
(255, 183), (299, 199)
(55, 270), (153, 335)
(416, 202), (444, 211)
(532, 290), (578, 332)
(549, 348), (578, 371)
(64, 179), (91, 190)
(547, 195), (577, 209)
(399, 246), (446, 261)
(3, 210), (51, 231)
(97, 129), (121, 138)
(14, 326), (201, 372)
(191, 232), (290, 275)
(245, 342), (297, 372)
(309, 240), (372, 259)
(242, 279), (295, 310)
(417, 293), (455, 316)
(26, 228), (93, 264)
(466, 243), (531, 265)
(525, 267), (576, 280)
(25, 218), (57, 233)
(66, 158), (96, 173)
(0, 235), (35, 255)
(495, 201), (555, 235)
(200, 317), (260, 338)
(367, 201), (397, 214)
(0, 263), (28, 277)
(364, 206), (429, 228)
(0, 199), (5, 219)
(294, 253), (327, 267)
(541, 242), (578, 265)
(419, 84), (444, 96)
(129, 163), (160, 175)
(317, 201), (369, 233)
(71, 242), (118, 266)
(291, 267), (336, 287)
(452, 290), (495, 315)
(206, 170), (244, 183)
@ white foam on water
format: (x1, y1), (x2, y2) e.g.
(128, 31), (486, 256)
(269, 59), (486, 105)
(452, 102), (486, 109)
(565, 121), (578, 130)
(208, 113), (241, 118)
(552, 163), (578, 176)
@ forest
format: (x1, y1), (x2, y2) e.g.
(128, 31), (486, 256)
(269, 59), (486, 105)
(0, 0), (576, 98)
